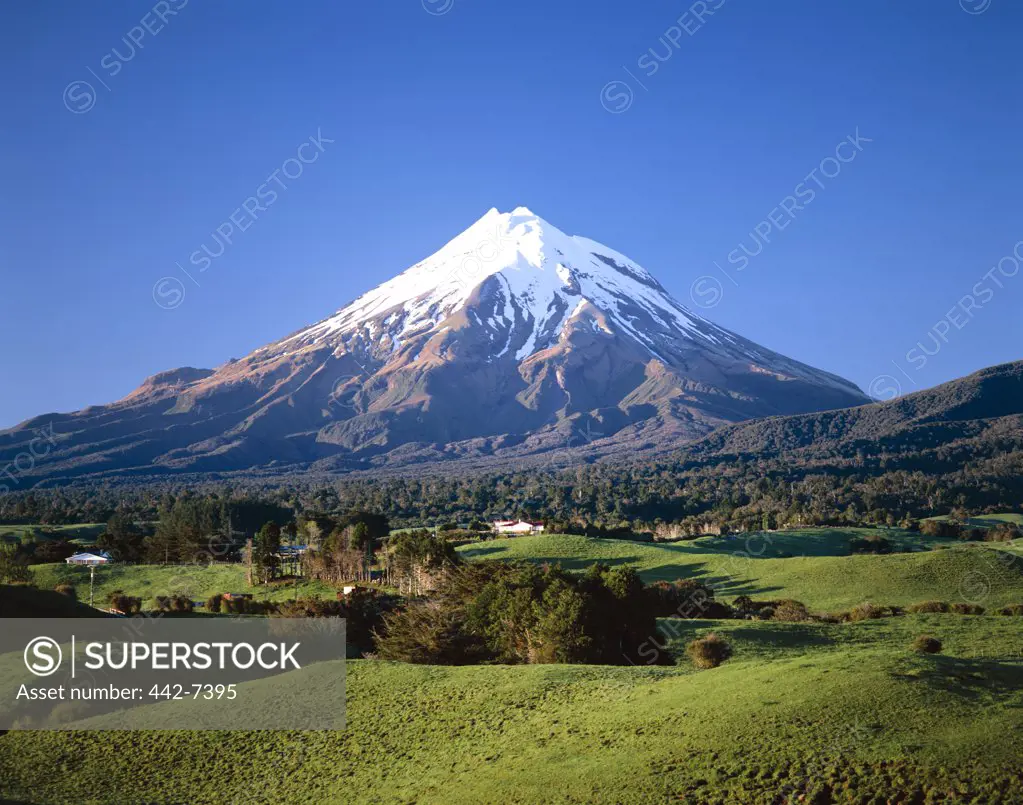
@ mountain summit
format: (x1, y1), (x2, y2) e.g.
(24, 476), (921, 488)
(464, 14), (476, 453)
(1, 207), (869, 480)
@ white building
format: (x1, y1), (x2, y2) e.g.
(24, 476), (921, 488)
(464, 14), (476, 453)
(492, 520), (545, 535)
(65, 552), (111, 566)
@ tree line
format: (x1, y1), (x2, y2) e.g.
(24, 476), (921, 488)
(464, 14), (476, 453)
(1, 429), (1020, 538)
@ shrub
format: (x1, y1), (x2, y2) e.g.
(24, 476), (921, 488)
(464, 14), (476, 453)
(274, 597), (345, 618)
(907, 601), (950, 614)
(911, 635), (942, 654)
(15, 539), (77, 565)
(153, 594), (194, 613)
(771, 600), (810, 622)
(849, 535), (893, 555)
(732, 595), (757, 618)
(848, 602), (887, 622)
(221, 597), (274, 615)
(173, 595), (193, 613)
(376, 601), (487, 664)
(921, 520), (962, 539)
(0, 551), (32, 584)
(54, 583), (76, 600)
(686, 632), (732, 669)
(107, 593), (142, 615)
(951, 602), (985, 615)
(702, 600), (735, 619)
(998, 604), (1023, 616)
(648, 579), (722, 618)
(988, 523), (1023, 543)
(733, 596), (785, 620)
(206, 593), (223, 613)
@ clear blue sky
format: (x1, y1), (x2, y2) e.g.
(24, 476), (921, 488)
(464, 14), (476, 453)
(2, 0), (1021, 428)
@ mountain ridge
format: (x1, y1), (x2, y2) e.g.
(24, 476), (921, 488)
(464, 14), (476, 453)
(0, 207), (870, 482)
(682, 358), (1023, 465)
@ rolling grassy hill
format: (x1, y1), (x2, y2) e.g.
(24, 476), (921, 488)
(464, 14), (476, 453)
(459, 532), (1023, 611)
(0, 523), (104, 545)
(28, 563), (337, 607)
(6, 529), (1023, 802)
(2, 615), (1022, 803)
(925, 512), (1023, 529)
(24, 526), (1023, 614)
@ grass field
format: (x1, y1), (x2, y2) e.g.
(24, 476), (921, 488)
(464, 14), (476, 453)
(924, 512), (1023, 529)
(5, 529), (1023, 802)
(28, 563), (338, 607)
(2, 614), (1022, 803)
(0, 523), (104, 545)
(687, 525), (957, 556)
(26, 526), (1023, 613)
(459, 532), (1023, 611)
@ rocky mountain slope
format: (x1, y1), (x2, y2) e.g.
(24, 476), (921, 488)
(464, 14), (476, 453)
(0, 207), (869, 482)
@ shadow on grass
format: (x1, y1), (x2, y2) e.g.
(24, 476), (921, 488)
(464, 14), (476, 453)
(725, 624), (837, 650)
(656, 620), (838, 653)
(463, 549), (783, 598)
(891, 655), (1023, 700)
(458, 546), (506, 558)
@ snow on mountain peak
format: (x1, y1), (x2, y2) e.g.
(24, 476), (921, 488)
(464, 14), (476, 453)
(266, 207), (862, 398)
(281, 206), (698, 355)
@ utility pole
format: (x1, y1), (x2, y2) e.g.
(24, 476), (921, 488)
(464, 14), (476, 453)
(89, 565), (96, 609)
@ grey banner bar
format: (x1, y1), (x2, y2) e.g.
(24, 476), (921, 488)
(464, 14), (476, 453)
(0, 617), (346, 730)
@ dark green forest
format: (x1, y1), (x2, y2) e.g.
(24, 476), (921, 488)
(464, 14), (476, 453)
(3, 360), (1020, 533)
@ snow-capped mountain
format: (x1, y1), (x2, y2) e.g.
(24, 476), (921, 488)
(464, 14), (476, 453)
(0, 207), (869, 481)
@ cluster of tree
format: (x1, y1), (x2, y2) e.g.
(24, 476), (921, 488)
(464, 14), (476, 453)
(95, 514), (147, 562)
(249, 521), (283, 584)
(376, 561), (667, 666)
(4, 455), (1020, 542)
(145, 497), (240, 564)
(376, 529), (458, 595)
(78, 503), (394, 592)
(2, 390), (1021, 548)
(299, 512), (387, 585)
(277, 588), (399, 654)
(646, 579), (732, 618)
(84, 497), (295, 566)
(920, 519), (1023, 542)
(204, 590), (396, 654)
(6, 538), (77, 565)
(0, 547), (31, 584)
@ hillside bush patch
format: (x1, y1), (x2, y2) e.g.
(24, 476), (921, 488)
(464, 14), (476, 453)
(911, 635), (942, 654)
(686, 632), (732, 669)
(848, 602), (888, 622)
(771, 600), (810, 622)
(907, 601), (950, 614)
(53, 583), (76, 600)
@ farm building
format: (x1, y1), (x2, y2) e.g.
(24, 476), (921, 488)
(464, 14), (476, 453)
(64, 552), (111, 566)
(493, 520), (545, 535)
